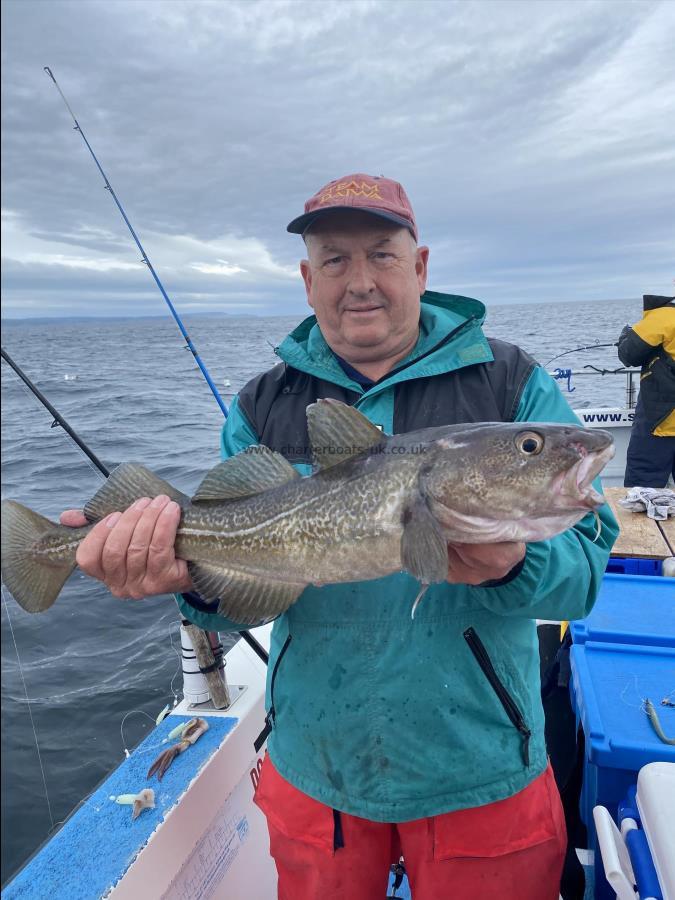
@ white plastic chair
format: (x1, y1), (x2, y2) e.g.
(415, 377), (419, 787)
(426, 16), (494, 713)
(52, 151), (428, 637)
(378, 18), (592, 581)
(593, 805), (639, 900)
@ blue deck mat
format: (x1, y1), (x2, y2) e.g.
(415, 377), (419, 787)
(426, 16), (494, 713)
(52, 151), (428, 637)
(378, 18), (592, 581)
(5, 715), (238, 900)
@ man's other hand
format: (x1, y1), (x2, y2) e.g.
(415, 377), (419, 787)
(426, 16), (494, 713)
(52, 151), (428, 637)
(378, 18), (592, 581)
(60, 496), (193, 599)
(446, 541), (526, 585)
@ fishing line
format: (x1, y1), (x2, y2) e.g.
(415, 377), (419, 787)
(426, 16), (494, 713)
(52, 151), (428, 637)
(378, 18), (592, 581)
(117, 623), (186, 757)
(119, 710), (160, 758)
(43, 66), (228, 418)
(168, 624), (183, 707)
(1, 587), (55, 830)
(120, 640), (197, 758)
(619, 675), (643, 710)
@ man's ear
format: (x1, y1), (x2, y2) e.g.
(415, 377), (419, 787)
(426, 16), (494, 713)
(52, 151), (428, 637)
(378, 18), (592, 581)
(300, 259), (314, 307)
(415, 246), (430, 295)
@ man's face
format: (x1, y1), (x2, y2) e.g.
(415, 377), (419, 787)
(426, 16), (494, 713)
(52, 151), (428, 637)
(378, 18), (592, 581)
(300, 211), (429, 367)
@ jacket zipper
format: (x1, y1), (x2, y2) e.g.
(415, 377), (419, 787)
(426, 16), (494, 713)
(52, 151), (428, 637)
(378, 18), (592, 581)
(254, 633), (292, 752)
(463, 627), (531, 766)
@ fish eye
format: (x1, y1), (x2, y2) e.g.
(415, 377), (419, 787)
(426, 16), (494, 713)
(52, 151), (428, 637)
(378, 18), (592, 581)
(516, 431), (544, 456)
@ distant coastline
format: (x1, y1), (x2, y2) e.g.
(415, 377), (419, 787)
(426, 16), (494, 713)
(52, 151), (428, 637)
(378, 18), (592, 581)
(0, 297), (637, 323)
(0, 311), (261, 324)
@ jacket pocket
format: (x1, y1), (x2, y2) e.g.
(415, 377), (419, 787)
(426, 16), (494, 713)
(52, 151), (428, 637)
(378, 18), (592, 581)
(254, 633), (292, 752)
(463, 626), (531, 766)
(432, 764), (564, 860)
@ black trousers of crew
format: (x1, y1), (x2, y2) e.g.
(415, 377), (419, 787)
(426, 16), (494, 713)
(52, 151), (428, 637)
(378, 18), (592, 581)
(624, 397), (675, 487)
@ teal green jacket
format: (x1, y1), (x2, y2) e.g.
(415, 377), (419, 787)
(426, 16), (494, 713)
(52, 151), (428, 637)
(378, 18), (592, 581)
(177, 292), (618, 822)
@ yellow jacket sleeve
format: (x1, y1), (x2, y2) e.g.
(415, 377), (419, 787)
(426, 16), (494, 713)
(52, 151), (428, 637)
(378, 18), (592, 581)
(633, 307), (675, 357)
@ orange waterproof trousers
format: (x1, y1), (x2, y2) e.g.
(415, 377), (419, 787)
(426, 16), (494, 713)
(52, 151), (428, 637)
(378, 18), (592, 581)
(254, 755), (566, 900)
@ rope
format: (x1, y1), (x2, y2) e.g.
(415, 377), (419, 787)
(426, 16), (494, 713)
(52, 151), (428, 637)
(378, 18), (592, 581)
(582, 365), (629, 375)
(552, 368), (575, 392)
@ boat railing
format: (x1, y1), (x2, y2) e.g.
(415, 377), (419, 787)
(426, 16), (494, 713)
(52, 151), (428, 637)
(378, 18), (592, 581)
(547, 367), (641, 410)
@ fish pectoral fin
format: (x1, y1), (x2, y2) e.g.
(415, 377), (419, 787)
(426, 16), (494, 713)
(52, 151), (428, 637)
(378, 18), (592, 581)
(306, 398), (384, 470)
(191, 447), (299, 502)
(401, 498), (449, 585)
(84, 464), (189, 523)
(188, 561), (305, 625)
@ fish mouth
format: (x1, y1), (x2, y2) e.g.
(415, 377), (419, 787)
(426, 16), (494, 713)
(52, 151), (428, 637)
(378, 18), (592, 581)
(558, 442), (615, 508)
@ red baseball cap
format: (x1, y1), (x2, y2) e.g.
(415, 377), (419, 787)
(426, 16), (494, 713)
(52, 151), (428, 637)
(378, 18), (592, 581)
(286, 173), (418, 242)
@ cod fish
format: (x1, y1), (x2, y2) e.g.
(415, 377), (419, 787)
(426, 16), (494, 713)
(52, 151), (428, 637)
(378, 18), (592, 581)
(1, 399), (614, 623)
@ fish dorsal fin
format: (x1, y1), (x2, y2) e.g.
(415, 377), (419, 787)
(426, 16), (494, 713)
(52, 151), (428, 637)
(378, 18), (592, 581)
(306, 399), (384, 470)
(84, 464), (189, 523)
(191, 446), (299, 502)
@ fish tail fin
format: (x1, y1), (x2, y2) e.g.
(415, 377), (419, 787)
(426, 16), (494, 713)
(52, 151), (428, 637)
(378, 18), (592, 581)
(1, 500), (79, 613)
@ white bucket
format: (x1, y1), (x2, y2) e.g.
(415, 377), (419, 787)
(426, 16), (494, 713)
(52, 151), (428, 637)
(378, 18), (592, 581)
(180, 623), (224, 705)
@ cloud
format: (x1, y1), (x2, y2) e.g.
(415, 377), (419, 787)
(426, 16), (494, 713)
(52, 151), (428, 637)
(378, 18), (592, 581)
(191, 260), (246, 276)
(2, 0), (674, 317)
(1, 207), (303, 315)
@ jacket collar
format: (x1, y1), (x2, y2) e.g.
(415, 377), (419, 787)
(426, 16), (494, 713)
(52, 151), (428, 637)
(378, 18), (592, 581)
(276, 290), (493, 394)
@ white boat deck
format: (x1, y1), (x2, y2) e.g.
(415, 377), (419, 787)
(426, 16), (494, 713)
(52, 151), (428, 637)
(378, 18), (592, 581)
(4, 625), (278, 900)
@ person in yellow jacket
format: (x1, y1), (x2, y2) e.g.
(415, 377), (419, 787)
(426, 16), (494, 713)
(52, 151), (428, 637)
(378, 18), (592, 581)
(617, 294), (674, 486)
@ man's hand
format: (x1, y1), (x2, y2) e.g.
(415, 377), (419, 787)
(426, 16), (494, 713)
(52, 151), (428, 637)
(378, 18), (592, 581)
(60, 495), (193, 600)
(446, 541), (526, 585)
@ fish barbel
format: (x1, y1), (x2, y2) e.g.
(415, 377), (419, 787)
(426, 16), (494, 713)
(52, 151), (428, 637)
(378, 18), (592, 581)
(1, 399), (614, 622)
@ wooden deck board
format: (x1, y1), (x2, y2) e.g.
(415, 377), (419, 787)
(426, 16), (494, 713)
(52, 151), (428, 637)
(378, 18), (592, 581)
(603, 486), (671, 559)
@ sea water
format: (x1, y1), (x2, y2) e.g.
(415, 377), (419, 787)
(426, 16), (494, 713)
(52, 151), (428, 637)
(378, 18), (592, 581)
(0, 298), (640, 882)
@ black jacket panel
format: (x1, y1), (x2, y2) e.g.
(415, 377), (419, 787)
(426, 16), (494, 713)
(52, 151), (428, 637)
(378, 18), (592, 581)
(393, 338), (536, 433)
(238, 339), (537, 463)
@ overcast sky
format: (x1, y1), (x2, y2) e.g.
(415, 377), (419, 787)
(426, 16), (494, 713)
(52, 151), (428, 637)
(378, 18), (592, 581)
(1, 0), (674, 318)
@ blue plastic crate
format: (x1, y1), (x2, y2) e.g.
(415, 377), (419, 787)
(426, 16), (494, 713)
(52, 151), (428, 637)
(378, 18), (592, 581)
(570, 642), (675, 898)
(606, 557), (663, 577)
(571, 574), (675, 648)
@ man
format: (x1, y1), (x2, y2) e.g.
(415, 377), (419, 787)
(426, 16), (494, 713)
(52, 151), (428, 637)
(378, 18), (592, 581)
(63, 174), (617, 900)
(618, 294), (675, 487)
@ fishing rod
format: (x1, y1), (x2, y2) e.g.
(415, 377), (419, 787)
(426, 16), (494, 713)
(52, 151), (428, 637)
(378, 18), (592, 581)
(41, 69), (267, 662)
(1, 348), (110, 477)
(544, 341), (619, 367)
(43, 66), (229, 418)
(0, 349), (268, 664)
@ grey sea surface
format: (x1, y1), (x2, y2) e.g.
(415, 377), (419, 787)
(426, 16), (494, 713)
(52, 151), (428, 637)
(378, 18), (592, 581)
(1, 298), (639, 884)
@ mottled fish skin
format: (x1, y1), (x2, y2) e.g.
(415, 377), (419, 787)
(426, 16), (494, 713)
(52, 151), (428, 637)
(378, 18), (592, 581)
(0, 402), (614, 620)
(174, 451), (419, 585)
